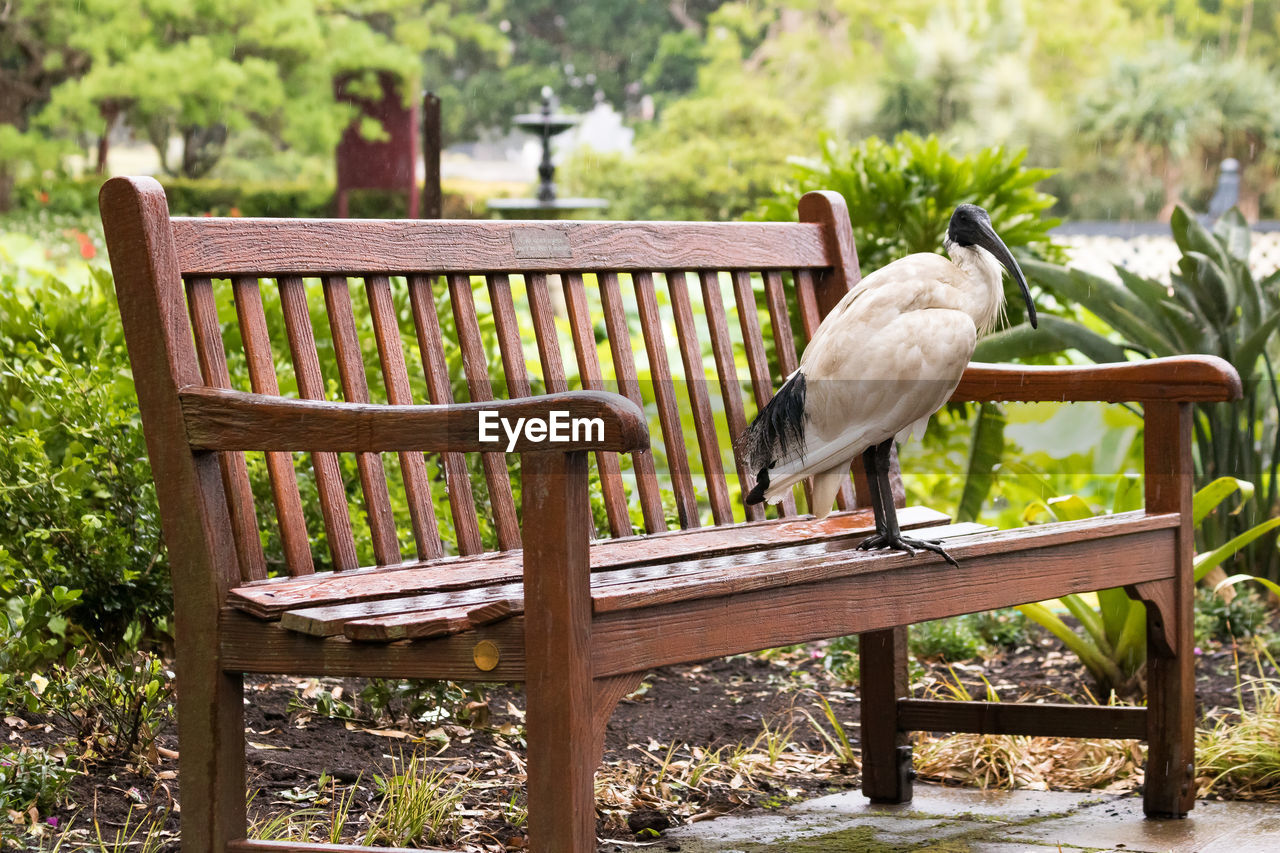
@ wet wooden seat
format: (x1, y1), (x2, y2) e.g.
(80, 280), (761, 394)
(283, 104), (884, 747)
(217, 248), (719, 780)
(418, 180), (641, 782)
(100, 175), (1241, 853)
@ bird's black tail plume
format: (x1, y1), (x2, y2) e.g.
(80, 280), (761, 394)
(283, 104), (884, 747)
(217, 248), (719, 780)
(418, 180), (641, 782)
(736, 371), (806, 504)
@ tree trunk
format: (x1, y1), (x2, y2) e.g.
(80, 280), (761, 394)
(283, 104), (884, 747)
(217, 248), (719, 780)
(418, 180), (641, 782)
(1157, 150), (1184, 222)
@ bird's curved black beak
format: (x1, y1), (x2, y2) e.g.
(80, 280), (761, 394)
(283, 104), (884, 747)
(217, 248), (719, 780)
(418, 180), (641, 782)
(975, 221), (1037, 329)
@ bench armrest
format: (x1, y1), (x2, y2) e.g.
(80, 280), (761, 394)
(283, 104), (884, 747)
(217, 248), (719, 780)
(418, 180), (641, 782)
(179, 386), (650, 454)
(951, 355), (1242, 404)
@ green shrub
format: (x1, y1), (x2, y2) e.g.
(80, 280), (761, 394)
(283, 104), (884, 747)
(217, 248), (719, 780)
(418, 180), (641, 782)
(0, 743), (75, 817)
(909, 616), (985, 662)
(0, 270), (168, 645)
(1195, 588), (1274, 644)
(758, 132), (1063, 289)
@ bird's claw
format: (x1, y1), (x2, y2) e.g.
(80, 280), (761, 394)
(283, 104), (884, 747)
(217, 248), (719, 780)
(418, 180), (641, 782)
(858, 533), (959, 567)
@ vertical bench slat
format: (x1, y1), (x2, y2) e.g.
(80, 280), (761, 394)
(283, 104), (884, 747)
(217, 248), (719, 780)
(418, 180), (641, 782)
(407, 275), (485, 556)
(230, 276), (315, 576)
(487, 274), (533, 398)
(699, 271), (764, 523)
(598, 271), (667, 533)
(320, 276), (402, 566)
(185, 276), (269, 581)
(364, 275), (443, 561)
(731, 270), (798, 517)
(793, 267), (855, 511)
(277, 276), (359, 571)
(633, 271), (700, 529)
(793, 268), (824, 340)
(667, 270), (733, 524)
(525, 273), (568, 394)
(447, 273), (522, 550)
(763, 269), (824, 512)
(561, 273), (633, 538)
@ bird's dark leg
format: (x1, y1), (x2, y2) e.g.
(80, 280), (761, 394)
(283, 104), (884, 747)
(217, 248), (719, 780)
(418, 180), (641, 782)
(859, 444), (887, 536)
(857, 439), (959, 567)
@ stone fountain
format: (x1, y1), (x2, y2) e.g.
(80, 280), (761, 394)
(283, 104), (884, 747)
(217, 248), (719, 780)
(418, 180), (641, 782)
(487, 87), (609, 219)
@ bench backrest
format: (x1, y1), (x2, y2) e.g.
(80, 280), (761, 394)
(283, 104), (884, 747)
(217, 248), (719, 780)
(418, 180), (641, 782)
(101, 177), (866, 583)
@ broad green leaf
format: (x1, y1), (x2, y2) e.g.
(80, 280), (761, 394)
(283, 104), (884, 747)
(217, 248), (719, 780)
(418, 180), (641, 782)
(1015, 602), (1123, 687)
(1211, 208), (1251, 261)
(1193, 476), (1254, 525)
(1097, 586), (1135, 650)
(1235, 309), (1280, 377)
(1214, 573), (1280, 599)
(957, 403), (1005, 523)
(1194, 517), (1280, 581)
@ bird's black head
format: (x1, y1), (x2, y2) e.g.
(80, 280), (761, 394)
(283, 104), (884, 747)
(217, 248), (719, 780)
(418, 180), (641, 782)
(946, 203), (1037, 329)
(947, 204), (992, 247)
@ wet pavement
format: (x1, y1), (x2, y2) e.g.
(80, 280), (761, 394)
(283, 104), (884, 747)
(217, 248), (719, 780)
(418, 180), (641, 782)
(641, 783), (1280, 852)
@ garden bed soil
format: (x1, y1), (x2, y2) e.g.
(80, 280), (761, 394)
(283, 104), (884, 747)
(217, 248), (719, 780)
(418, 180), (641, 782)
(14, 632), (1277, 852)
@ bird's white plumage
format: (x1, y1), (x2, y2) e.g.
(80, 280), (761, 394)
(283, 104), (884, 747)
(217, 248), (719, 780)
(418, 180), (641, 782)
(760, 245), (1006, 513)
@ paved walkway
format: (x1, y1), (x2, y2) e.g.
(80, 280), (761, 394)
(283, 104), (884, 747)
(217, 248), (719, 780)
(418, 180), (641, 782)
(642, 784), (1280, 852)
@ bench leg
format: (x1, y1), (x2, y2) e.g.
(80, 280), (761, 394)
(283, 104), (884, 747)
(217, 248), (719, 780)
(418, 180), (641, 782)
(1142, 401), (1196, 818)
(859, 626), (913, 803)
(177, 665), (246, 852)
(1143, 575), (1196, 817)
(523, 451), (597, 853)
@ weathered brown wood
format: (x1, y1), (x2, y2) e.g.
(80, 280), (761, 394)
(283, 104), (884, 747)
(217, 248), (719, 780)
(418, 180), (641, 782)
(1142, 401), (1196, 818)
(522, 451), (596, 853)
(229, 507), (948, 618)
(406, 274), (484, 555)
(598, 270), (667, 532)
(562, 272), (632, 537)
(953, 357), (1242, 404)
(590, 525), (1177, 679)
(278, 276), (359, 571)
(793, 267), (823, 340)
(171, 218), (831, 276)
(181, 386), (649, 454)
(101, 175), (248, 853)
(278, 521), (964, 638)
(699, 270), (763, 522)
(798, 190), (860, 317)
(365, 275), (442, 559)
(762, 268), (823, 511)
(897, 699), (1148, 739)
(487, 273), (533, 398)
(321, 276), (401, 566)
(667, 270), (732, 524)
(1125, 579), (1178, 658)
(185, 275), (268, 582)
(634, 271), (700, 528)
(732, 269), (798, 516)
(231, 275), (315, 576)
(592, 672), (646, 767)
(524, 273), (567, 393)
(447, 272), (522, 549)
(342, 597), (518, 642)
(221, 608), (528, 681)
(861, 627), (912, 803)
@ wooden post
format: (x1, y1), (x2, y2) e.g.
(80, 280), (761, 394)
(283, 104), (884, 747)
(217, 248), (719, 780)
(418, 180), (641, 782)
(1142, 401), (1196, 817)
(859, 626), (913, 802)
(422, 92), (442, 219)
(523, 451), (596, 852)
(99, 177), (247, 851)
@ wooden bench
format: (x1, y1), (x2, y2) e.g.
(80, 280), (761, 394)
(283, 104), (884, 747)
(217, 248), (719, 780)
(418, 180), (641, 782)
(99, 176), (1241, 853)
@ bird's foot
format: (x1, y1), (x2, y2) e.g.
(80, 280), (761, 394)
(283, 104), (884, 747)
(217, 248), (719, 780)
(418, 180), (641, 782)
(858, 533), (959, 567)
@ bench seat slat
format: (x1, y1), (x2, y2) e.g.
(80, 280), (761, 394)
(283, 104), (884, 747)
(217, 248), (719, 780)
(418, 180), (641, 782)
(229, 506), (949, 617)
(277, 512), (1180, 644)
(283, 522), (989, 639)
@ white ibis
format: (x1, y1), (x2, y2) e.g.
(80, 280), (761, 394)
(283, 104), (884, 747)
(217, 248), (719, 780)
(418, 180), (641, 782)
(740, 203), (1037, 565)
